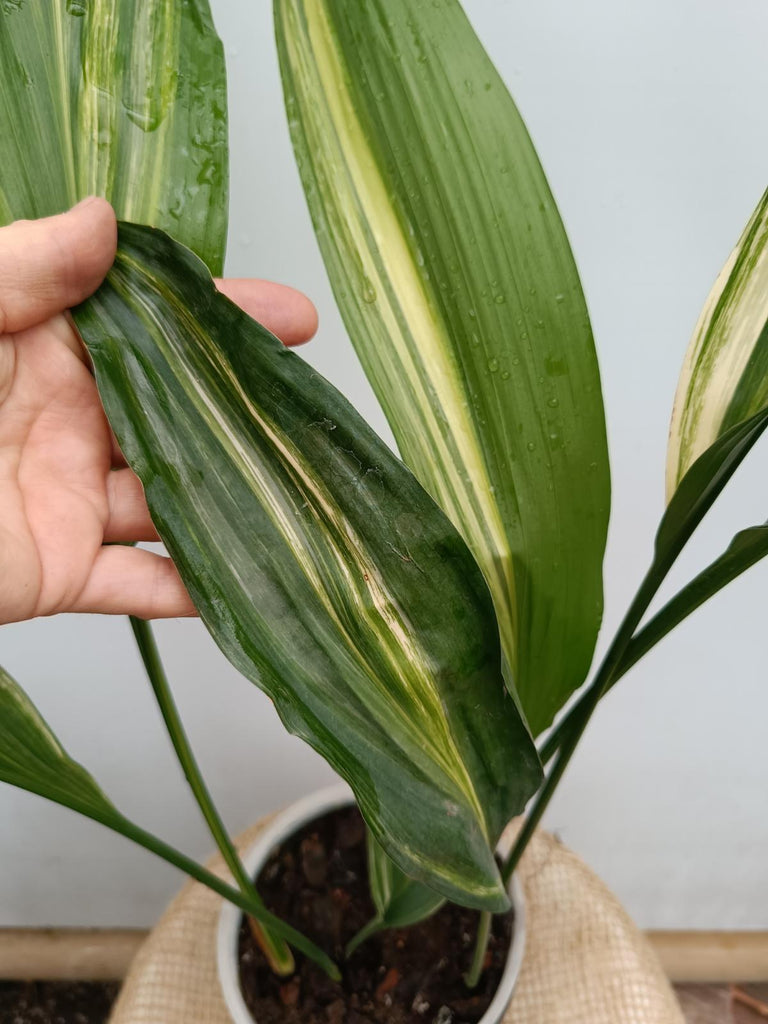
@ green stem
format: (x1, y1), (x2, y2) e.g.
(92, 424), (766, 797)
(345, 916), (384, 959)
(463, 910), (491, 989)
(471, 401), (768, 981)
(539, 549), (755, 767)
(84, 802), (339, 980)
(467, 560), (674, 982)
(503, 559), (670, 886)
(130, 617), (294, 975)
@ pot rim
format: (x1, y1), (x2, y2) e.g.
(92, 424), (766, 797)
(217, 782), (526, 1024)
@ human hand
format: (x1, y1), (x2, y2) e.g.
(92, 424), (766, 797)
(0, 199), (318, 624)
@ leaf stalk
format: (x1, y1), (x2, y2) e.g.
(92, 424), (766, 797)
(130, 617), (295, 976)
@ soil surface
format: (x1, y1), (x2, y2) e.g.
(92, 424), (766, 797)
(238, 806), (513, 1024)
(0, 981), (119, 1024)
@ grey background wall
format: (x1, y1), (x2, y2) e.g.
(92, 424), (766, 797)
(1, 0), (767, 930)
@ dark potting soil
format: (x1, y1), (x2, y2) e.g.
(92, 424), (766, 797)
(238, 806), (513, 1024)
(0, 981), (119, 1024)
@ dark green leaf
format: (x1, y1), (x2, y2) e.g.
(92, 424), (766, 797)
(72, 222), (543, 911)
(620, 522), (768, 679)
(655, 407), (768, 567)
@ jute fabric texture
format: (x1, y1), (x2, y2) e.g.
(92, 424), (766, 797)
(109, 818), (683, 1024)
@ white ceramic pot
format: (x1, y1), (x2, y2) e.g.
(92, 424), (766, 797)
(217, 783), (526, 1024)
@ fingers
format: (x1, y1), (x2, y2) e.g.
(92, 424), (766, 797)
(105, 469), (160, 543)
(0, 198), (117, 336)
(72, 545), (196, 618)
(110, 430), (128, 468)
(215, 278), (318, 345)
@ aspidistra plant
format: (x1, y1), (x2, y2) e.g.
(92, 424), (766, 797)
(1, 0), (767, 991)
(274, 0), (768, 981)
(0, 0), (542, 978)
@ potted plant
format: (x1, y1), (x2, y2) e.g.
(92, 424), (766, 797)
(0, 1), (766, 1021)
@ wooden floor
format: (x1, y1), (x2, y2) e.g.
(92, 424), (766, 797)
(677, 985), (768, 1022)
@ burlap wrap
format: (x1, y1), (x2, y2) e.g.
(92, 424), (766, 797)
(109, 818), (683, 1024)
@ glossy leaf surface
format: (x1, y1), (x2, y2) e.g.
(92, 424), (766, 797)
(0, 0), (228, 273)
(275, 0), (611, 735)
(347, 830), (445, 956)
(73, 223), (543, 911)
(668, 189), (768, 497)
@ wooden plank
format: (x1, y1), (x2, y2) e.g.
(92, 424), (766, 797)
(0, 929), (146, 981)
(0, 928), (766, 983)
(649, 933), (768, 984)
(676, 984), (732, 1024)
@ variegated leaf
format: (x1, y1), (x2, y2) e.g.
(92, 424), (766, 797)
(72, 223), (543, 912)
(275, 0), (611, 735)
(0, 0), (228, 273)
(667, 188), (768, 497)
(346, 829), (445, 956)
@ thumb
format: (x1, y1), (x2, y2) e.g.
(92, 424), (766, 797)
(0, 198), (117, 336)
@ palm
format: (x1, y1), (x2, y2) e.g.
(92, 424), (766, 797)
(0, 314), (138, 621)
(0, 200), (318, 624)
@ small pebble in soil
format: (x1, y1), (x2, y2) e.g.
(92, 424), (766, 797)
(412, 993), (431, 1016)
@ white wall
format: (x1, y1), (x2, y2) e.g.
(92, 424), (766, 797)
(1, 0), (767, 930)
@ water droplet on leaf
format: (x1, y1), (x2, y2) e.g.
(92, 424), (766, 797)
(196, 158), (221, 186)
(362, 278), (377, 304)
(124, 104), (163, 132)
(545, 356), (567, 377)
